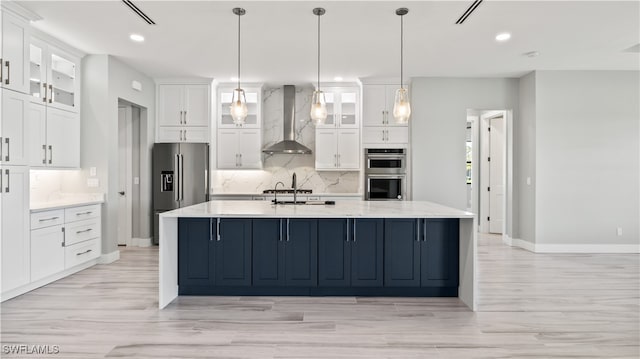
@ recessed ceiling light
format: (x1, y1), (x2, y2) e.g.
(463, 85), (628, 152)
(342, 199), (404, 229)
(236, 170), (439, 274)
(130, 33), (145, 42)
(495, 32), (511, 42)
(334, 76), (343, 81)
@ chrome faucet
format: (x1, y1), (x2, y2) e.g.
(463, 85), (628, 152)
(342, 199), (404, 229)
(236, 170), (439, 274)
(273, 181), (285, 204)
(291, 172), (297, 204)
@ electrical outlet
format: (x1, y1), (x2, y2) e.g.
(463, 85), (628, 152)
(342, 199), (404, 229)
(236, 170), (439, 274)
(134, 177), (140, 185)
(89, 167), (97, 177)
(87, 178), (99, 188)
(617, 227), (623, 236)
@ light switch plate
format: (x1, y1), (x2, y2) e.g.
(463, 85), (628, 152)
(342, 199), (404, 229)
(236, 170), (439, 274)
(134, 177), (140, 185)
(90, 167), (97, 177)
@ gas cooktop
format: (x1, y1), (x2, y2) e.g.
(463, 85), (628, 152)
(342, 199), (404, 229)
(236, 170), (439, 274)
(263, 189), (313, 194)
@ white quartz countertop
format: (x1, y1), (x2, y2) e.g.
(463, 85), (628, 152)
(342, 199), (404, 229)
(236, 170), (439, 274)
(31, 194), (105, 211)
(160, 200), (474, 219)
(210, 193), (362, 197)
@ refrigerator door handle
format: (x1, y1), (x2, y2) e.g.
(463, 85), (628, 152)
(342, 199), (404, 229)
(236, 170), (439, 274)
(180, 154), (185, 201)
(174, 154), (180, 202)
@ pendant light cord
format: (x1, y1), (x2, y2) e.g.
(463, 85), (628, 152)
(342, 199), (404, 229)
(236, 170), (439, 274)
(237, 12), (241, 90)
(317, 12), (321, 90)
(400, 14), (404, 90)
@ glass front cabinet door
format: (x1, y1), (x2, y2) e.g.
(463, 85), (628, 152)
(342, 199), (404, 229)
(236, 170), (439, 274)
(29, 39), (80, 113)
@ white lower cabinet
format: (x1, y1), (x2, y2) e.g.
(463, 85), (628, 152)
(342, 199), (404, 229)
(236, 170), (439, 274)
(217, 129), (261, 169)
(30, 224), (65, 282)
(2, 203), (102, 301)
(315, 129), (359, 171)
(0, 166), (30, 293)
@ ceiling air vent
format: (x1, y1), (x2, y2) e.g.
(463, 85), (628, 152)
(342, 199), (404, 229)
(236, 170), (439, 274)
(122, 0), (156, 25)
(455, 0), (483, 24)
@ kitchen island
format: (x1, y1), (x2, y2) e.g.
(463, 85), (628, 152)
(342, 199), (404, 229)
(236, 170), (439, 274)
(159, 200), (476, 310)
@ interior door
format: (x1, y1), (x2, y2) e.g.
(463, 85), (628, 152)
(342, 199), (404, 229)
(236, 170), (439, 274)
(117, 106), (132, 246)
(489, 116), (505, 234)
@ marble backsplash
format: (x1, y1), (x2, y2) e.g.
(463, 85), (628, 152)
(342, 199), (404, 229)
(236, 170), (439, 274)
(212, 85), (361, 194)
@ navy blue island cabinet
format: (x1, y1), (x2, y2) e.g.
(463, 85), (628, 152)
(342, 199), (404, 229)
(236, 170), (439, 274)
(178, 218), (252, 291)
(178, 217), (458, 296)
(384, 218), (459, 289)
(318, 219), (384, 287)
(252, 219), (318, 287)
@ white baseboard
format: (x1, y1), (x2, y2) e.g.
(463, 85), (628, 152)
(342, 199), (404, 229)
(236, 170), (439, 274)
(132, 237), (153, 247)
(1, 259), (98, 302)
(502, 235), (639, 253)
(99, 250), (120, 264)
(534, 244), (640, 254)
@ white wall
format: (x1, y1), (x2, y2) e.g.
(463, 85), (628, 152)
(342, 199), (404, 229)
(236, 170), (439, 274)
(535, 71), (639, 246)
(516, 72), (536, 244)
(79, 55), (155, 255)
(410, 78), (519, 237)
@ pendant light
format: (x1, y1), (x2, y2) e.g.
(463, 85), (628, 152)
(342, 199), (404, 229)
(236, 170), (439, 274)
(230, 7), (248, 125)
(393, 8), (411, 124)
(310, 7), (327, 126)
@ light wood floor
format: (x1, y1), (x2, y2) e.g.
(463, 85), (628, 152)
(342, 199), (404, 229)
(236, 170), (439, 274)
(1, 234), (638, 358)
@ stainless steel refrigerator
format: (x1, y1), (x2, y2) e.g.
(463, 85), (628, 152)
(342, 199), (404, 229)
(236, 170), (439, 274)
(153, 143), (209, 244)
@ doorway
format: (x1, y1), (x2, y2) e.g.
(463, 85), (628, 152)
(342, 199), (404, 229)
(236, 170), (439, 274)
(117, 101), (144, 246)
(467, 109), (510, 235)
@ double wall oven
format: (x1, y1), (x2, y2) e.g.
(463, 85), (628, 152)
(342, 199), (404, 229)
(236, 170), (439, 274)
(364, 148), (406, 200)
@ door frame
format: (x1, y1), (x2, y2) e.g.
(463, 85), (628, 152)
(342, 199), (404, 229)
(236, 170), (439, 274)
(479, 110), (511, 235)
(118, 105), (134, 246)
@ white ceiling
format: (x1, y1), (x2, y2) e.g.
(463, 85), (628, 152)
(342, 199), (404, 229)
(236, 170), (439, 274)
(17, 1), (640, 84)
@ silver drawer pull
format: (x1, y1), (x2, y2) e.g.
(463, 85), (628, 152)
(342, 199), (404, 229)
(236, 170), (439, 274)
(76, 211), (93, 216)
(76, 228), (93, 234)
(39, 216), (60, 222)
(76, 249), (92, 256)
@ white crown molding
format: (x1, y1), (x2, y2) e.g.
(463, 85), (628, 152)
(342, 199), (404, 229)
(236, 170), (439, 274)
(1, 1), (42, 22)
(155, 77), (213, 85)
(30, 27), (86, 59)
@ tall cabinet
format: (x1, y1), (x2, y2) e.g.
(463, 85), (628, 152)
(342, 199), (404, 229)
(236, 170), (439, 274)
(1, 4), (85, 299)
(314, 85), (360, 171)
(216, 84), (263, 169)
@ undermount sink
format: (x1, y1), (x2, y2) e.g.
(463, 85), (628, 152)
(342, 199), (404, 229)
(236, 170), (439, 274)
(272, 200), (335, 205)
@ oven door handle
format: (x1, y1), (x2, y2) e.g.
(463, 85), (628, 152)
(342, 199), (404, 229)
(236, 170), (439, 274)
(365, 175), (405, 180)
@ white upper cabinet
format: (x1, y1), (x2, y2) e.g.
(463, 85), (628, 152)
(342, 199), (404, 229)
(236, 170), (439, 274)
(315, 86), (359, 129)
(217, 129), (262, 169)
(362, 84), (407, 127)
(362, 126), (409, 147)
(315, 128), (360, 171)
(156, 82), (211, 143)
(1, 88), (29, 166)
(217, 84), (262, 128)
(1, 10), (30, 94)
(28, 100), (80, 168)
(29, 38), (81, 113)
(158, 84), (210, 127)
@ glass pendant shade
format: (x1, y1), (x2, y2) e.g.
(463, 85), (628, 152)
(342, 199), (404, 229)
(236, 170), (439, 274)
(230, 88), (248, 125)
(393, 88), (411, 124)
(310, 90), (327, 126)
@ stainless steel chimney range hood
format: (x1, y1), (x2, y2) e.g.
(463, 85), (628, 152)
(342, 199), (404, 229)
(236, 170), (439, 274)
(262, 85), (313, 155)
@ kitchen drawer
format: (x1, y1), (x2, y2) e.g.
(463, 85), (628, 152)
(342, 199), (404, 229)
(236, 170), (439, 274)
(65, 218), (100, 247)
(65, 204), (100, 223)
(31, 209), (65, 229)
(65, 238), (100, 269)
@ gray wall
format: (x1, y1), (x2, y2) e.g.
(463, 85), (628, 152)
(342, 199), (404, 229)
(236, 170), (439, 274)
(78, 55), (155, 255)
(516, 72), (536, 244)
(534, 71), (639, 245)
(410, 77), (519, 237)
